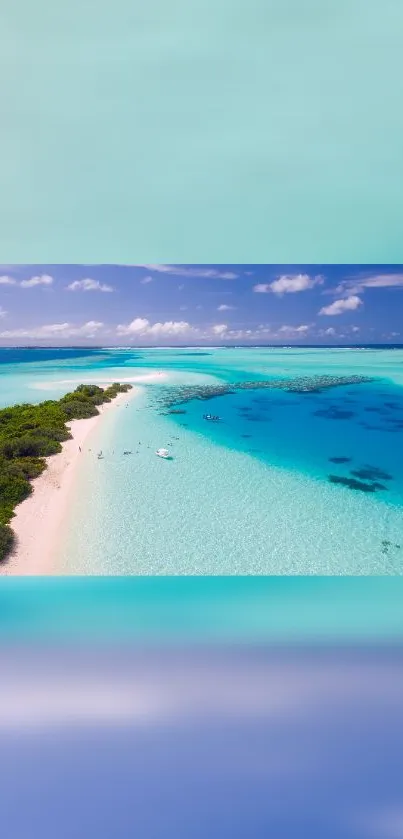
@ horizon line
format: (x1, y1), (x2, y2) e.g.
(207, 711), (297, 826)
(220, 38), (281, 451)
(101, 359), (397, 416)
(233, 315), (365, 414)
(0, 343), (402, 350)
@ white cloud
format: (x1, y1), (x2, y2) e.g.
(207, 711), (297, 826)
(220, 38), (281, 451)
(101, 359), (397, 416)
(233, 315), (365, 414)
(319, 295), (363, 316)
(351, 325), (360, 333)
(254, 274), (324, 295)
(116, 318), (193, 338)
(140, 265), (238, 279)
(254, 284), (271, 293)
(147, 322), (192, 337)
(20, 274), (53, 288)
(66, 278), (114, 292)
(0, 321), (104, 339)
(0, 307), (7, 318)
(278, 324), (311, 335)
(334, 272), (403, 296)
(116, 317), (149, 335)
(324, 327), (336, 336)
(0, 275), (17, 285)
(218, 329), (249, 340)
(140, 276), (153, 285)
(212, 323), (228, 336)
(227, 328), (260, 340)
(362, 274), (403, 288)
(217, 304), (235, 311)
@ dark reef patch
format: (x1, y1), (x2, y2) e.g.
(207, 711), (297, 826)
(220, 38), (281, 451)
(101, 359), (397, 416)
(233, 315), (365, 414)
(381, 540), (401, 556)
(314, 407), (355, 420)
(381, 425), (403, 433)
(329, 456), (352, 464)
(154, 374), (374, 411)
(251, 397), (270, 405)
(351, 465), (393, 482)
(388, 418), (403, 428)
(358, 421), (387, 431)
(329, 475), (387, 493)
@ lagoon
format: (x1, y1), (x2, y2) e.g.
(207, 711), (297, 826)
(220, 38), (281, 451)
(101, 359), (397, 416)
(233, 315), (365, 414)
(1, 346), (402, 574)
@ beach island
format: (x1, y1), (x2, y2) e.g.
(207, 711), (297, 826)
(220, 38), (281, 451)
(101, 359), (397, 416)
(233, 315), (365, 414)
(0, 382), (133, 572)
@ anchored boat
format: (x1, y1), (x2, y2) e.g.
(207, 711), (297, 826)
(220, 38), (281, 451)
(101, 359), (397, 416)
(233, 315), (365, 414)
(156, 448), (170, 459)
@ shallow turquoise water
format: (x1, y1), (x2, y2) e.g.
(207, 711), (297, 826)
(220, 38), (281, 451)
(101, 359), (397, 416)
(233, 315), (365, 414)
(1, 346), (403, 574)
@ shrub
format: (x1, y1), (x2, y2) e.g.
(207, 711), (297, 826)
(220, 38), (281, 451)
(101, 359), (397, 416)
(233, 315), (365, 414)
(75, 385), (105, 403)
(0, 382), (129, 562)
(14, 458), (47, 479)
(0, 473), (32, 507)
(0, 504), (14, 525)
(1, 436), (62, 458)
(60, 400), (99, 420)
(0, 524), (14, 560)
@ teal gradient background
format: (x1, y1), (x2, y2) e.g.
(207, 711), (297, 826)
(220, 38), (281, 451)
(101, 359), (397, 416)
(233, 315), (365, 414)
(1, 578), (403, 641)
(1, 0), (403, 262)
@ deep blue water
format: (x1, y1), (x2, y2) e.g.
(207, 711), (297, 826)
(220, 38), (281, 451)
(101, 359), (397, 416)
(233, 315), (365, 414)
(0, 347), (96, 365)
(169, 380), (403, 504)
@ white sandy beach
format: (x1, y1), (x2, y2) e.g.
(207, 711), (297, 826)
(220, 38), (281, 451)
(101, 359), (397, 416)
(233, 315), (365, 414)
(1, 372), (166, 575)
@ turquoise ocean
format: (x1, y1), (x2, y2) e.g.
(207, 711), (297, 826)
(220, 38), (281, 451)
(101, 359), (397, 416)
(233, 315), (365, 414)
(1, 346), (403, 574)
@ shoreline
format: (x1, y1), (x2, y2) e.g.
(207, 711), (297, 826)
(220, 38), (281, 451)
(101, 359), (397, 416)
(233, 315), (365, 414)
(1, 373), (166, 576)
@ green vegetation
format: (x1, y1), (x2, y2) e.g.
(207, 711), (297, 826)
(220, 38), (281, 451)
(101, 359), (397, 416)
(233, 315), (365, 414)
(0, 383), (132, 562)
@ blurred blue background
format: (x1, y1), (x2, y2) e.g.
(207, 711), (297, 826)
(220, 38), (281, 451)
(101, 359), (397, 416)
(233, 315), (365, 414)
(1, 580), (403, 837)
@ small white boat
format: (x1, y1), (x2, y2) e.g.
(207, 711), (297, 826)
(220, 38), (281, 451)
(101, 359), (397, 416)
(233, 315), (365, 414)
(156, 448), (170, 459)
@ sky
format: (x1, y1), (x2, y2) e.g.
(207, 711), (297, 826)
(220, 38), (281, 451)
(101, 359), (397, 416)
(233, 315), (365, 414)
(0, 264), (402, 346)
